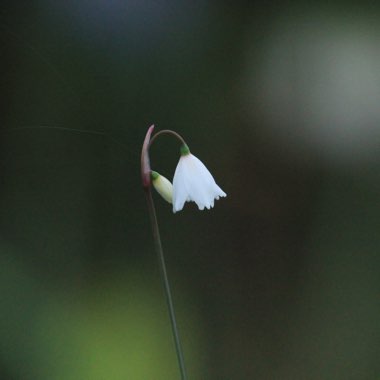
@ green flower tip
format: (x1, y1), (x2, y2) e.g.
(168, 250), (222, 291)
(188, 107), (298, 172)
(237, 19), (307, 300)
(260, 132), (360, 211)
(180, 144), (190, 156)
(151, 171), (160, 180)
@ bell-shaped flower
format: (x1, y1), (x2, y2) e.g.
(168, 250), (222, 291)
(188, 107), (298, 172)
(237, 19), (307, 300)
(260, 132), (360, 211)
(151, 171), (173, 204)
(172, 145), (226, 213)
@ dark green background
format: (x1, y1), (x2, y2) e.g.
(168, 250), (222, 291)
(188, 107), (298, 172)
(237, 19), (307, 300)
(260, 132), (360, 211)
(1, 2), (379, 379)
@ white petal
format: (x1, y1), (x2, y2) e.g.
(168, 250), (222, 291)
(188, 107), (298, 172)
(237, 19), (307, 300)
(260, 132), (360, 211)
(172, 153), (226, 212)
(172, 156), (189, 212)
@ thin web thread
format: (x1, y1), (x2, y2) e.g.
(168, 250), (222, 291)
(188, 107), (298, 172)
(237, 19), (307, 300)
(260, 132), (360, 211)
(2, 125), (132, 153)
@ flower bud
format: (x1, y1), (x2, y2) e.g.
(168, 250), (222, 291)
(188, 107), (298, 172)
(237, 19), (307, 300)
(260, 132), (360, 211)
(151, 171), (173, 204)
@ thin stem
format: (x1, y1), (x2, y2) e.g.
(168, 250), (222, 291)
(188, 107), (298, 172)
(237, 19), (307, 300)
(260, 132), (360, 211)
(144, 187), (188, 380)
(149, 129), (187, 148)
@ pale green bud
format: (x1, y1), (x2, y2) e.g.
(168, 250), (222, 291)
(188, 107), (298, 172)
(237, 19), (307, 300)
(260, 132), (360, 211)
(151, 171), (173, 204)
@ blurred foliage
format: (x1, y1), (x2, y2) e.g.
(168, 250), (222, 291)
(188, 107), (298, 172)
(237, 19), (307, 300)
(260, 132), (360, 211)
(1, 2), (380, 379)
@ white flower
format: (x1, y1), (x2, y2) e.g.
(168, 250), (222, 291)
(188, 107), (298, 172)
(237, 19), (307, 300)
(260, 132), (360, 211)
(172, 147), (226, 213)
(151, 171), (173, 204)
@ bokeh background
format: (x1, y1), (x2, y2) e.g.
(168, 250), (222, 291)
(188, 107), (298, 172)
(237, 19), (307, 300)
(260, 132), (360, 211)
(1, 2), (380, 379)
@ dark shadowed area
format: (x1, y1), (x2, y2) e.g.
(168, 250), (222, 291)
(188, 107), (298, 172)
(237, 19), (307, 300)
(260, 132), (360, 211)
(1, 2), (379, 379)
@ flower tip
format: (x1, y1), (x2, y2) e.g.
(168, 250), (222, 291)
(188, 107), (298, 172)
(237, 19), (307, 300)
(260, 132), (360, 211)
(172, 205), (181, 213)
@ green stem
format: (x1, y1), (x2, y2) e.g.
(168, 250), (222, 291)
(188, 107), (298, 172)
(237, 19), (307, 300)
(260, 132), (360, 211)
(144, 187), (188, 380)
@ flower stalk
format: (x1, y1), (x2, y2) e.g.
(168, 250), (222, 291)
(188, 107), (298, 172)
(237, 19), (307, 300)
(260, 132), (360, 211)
(141, 124), (226, 379)
(141, 125), (188, 380)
